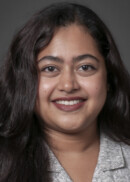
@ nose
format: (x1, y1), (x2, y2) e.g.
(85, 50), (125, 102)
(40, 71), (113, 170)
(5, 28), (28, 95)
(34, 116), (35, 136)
(57, 69), (80, 93)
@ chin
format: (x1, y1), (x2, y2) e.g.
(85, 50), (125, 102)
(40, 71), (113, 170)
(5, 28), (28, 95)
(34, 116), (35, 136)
(54, 120), (93, 134)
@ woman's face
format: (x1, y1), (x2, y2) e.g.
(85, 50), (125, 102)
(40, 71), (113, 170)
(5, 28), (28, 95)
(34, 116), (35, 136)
(35, 24), (107, 134)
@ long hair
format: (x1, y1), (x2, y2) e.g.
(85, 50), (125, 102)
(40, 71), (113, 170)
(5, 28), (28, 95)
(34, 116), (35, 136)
(0, 2), (130, 181)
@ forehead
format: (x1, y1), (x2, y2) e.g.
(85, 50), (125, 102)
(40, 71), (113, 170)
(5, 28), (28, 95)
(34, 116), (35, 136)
(37, 24), (103, 62)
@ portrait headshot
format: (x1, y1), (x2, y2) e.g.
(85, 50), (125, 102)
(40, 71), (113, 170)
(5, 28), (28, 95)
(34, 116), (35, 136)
(0, 1), (130, 182)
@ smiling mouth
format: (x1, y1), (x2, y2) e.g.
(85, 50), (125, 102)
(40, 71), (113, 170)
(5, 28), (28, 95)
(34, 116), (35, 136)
(56, 99), (83, 105)
(52, 97), (86, 112)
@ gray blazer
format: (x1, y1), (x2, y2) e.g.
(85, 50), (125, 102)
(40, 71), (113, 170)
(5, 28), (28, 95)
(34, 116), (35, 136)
(47, 133), (130, 182)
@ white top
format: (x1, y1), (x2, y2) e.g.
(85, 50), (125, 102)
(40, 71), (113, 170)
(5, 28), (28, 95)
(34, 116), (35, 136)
(47, 133), (130, 182)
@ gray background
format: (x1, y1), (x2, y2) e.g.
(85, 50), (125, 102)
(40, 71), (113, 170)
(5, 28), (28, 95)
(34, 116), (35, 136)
(0, 0), (130, 72)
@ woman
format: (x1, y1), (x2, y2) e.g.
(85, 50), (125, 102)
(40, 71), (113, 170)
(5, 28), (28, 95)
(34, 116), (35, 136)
(0, 2), (130, 182)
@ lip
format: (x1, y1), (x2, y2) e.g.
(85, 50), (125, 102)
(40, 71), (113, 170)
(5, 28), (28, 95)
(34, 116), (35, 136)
(52, 97), (86, 112)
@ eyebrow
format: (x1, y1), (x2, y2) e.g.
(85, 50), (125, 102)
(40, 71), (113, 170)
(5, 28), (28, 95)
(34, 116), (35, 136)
(38, 55), (63, 63)
(37, 54), (99, 63)
(74, 54), (99, 63)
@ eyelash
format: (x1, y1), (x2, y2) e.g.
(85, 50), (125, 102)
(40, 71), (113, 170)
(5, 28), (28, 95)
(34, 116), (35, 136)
(78, 65), (96, 71)
(41, 66), (58, 72)
(41, 64), (95, 72)
(40, 64), (96, 79)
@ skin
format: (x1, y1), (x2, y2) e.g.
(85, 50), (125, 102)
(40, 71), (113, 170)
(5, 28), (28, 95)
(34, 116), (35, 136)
(35, 24), (107, 181)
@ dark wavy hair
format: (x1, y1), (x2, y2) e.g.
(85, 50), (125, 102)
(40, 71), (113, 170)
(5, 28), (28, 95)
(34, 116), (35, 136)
(0, 2), (130, 181)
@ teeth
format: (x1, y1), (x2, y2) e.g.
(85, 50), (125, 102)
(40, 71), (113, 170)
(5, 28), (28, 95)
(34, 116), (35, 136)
(56, 100), (81, 105)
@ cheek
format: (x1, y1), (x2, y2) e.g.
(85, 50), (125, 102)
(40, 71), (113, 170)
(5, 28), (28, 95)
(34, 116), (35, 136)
(80, 74), (107, 98)
(35, 77), (57, 114)
(37, 77), (57, 100)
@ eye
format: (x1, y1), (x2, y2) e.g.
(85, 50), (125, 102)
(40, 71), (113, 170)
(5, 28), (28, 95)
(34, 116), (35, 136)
(77, 64), (97, 77)
(39, 65), (60, 77)
(41, 66), (58, 72)
(79, 65), (96, 71)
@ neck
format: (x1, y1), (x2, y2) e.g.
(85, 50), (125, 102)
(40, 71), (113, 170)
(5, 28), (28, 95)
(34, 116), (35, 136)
(44, 122), (100, 154)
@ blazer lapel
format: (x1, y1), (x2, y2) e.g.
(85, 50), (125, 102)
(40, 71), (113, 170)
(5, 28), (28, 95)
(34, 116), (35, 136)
(92, 133), (125, 182)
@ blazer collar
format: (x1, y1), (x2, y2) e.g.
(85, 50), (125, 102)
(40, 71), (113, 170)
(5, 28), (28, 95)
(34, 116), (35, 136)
(47, 132), (126, 173)
(46, 144), (63, 172)
(97, 133), (125, 171)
